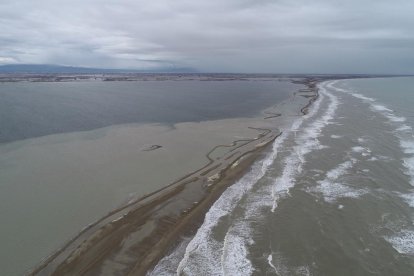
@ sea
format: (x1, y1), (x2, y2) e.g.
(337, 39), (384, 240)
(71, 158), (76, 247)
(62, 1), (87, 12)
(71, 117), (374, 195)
(151, 77), (414, 275)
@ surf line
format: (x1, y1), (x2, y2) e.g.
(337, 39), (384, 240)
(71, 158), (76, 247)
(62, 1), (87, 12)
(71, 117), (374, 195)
(270, 81), (339, 212)
(215, 81), (340, 276)
(174, 80), (331, 275)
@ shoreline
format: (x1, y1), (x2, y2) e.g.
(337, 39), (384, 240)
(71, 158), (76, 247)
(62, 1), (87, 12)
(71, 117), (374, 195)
(30, 78), (320, 275)
(0, 73), (400, 84)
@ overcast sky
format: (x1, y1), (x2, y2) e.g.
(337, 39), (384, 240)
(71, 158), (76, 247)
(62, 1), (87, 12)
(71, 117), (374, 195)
(1, 0), (413, 73)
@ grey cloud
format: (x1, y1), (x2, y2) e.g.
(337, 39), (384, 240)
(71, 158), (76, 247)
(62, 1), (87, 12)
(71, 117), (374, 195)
(0, 0), (413, 73)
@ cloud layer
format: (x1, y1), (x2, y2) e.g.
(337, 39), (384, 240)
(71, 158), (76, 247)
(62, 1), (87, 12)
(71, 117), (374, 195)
(1, 0), (413, 73)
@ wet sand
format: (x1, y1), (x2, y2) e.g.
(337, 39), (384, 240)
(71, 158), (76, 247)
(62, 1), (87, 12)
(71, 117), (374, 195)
(29, 79), (319, 275)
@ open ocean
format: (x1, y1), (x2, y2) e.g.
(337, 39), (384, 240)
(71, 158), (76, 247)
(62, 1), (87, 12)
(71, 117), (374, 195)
(152, 77), (414, 275)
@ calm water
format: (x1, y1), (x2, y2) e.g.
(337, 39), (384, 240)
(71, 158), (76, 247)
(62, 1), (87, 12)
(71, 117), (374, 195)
(152, 77), (414, 275)
(0, 80), (297, 276)
(0, 80), (295, 143)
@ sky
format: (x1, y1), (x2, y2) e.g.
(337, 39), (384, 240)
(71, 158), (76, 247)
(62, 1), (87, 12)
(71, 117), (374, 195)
(1, 0), (413, 73)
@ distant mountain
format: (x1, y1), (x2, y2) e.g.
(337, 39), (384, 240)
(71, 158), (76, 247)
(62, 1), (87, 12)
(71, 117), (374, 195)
(0, 64), (197, 74)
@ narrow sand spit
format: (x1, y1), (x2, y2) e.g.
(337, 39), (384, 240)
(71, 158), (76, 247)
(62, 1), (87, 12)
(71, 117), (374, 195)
(30, 79), (319, 275)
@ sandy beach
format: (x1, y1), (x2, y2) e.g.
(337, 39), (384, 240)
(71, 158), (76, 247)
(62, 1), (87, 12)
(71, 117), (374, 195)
(23, 78), (319, 275)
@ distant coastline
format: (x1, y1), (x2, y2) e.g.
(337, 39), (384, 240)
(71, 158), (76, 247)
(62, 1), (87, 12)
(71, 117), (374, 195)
(0, 64), (404, 83)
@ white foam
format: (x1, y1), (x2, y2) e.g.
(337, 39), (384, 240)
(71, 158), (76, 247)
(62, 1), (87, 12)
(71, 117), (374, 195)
(350, 92), (375, 102)
(331, 135), (342, 139)
(326, 159), (355, 179)
(399, 192), (414, 208)
(400, 139), (414, 186)
(386, 229), (414, 254)
(352, 146), (364, 153)
(378, 110), (408, 128)
(378, 155), (393, 161)
(388, 114), (407, 122)
(267, 253), (288, 275)
(309, 158), (367, 203)
(267, 254), (277, 272)
(401, 140), (414, 155)
(397, 125), (412, 132)
(313, 181), (367, 203)
(271, 81), (339, 212)
(403, 159), (414, 187)
(371, 104), (393, 112)
(149, 238), (191, 275)
(352, 146), (371, 156)
(221, 231), (253, 275)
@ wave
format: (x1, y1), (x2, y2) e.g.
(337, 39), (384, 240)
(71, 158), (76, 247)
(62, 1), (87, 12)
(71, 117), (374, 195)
(221, 229), (253, 275)
(385, 229), (414, 255)
(401, 140), (414, 187)
(397, 125), (412, 132)
(350, 93), (375, 102)
(308, 157), (368, 203)
(371, 104), (393, 113)
(399, 192), (414, 208)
